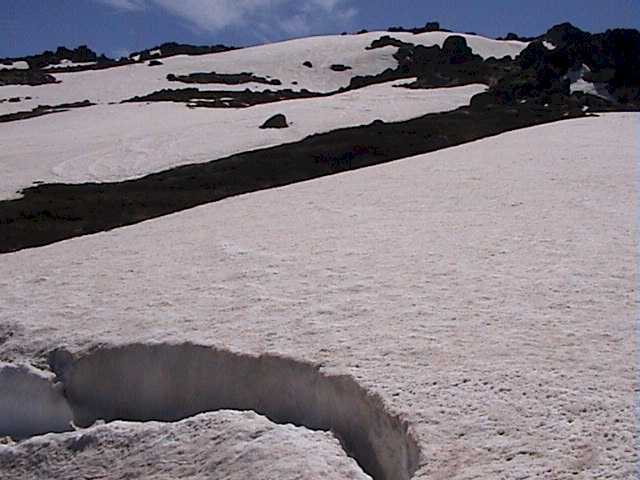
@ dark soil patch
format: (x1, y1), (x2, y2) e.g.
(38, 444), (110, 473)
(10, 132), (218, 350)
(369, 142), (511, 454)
(0, 101), (586, 253)
(0, 100), (94, 124)
(167, 71), (282, 86)
(124, 88), (322, 108)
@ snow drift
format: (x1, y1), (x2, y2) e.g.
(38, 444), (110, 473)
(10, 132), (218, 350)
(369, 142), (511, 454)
(1, 344), (420, 480)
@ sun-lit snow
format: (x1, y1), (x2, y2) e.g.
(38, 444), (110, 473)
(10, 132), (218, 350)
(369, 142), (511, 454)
(567, 64), (615, 101)
(42, 59), (98, 69)
(0, 31), (526, 115)
(570, 78), (615, 100)
(0, 61), (29, 71)
(0, 81), (485, 199)
(0, 113), (635, 478)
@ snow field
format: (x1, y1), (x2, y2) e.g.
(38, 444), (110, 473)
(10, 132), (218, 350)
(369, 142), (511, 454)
(0, 113), (636, 478)
(0, 31), (526, 115)
(0, 81), (486, 199)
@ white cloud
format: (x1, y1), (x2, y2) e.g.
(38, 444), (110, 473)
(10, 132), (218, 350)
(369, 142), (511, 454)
(95, 0), (358, 37)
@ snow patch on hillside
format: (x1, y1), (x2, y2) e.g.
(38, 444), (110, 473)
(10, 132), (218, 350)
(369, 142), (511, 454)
(0, 81), (485, 199)
(43, 60), (98, 69)
(0, 61), (29, 71)
(0, 31), (525, 114)
(567, 64), (615, 101)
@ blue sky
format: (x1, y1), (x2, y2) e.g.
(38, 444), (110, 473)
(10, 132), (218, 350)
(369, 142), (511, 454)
(2, 0), (639, 58)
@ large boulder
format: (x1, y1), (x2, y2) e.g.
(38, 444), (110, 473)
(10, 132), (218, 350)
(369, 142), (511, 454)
(330, 64), (352, 72)
(260, 114), (289, 129)
(441, 36), (477, 64)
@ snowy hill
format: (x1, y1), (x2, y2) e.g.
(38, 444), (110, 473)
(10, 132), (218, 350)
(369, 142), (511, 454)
(0, 31), (525, 114)
(0, 22), (638, 480)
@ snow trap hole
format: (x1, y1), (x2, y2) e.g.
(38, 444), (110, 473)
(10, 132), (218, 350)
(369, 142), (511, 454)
(1, 344), (420, 480)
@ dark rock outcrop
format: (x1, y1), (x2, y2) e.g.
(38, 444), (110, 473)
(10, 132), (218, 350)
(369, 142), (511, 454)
(330, 64), (352, 72)
(0, 100), (94, 124)
(148, 60), (163, 67)
(0, 42), (239, 75)
(0, 46), (124, 73)
(357, 24), (640, 109)
(487, 24), (640, 107)
(0, 46), (113, 71)
(128, 42), (237, 62)
(259, 113), (288, 129)
(366, 36), (413, 51)
(0, 69), (59, 86)
(167, 71), (282, 86)
(388, 22), (449, 34)
(497, 32), (537, 42)
(351, 35), (510, 91)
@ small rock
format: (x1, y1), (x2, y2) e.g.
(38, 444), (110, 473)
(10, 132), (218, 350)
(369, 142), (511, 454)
(260, 114), (288, 129)
(330, 64), (352, 72)
(148, 60), (163, 67)
(67, 434), (96, 452)
(303, 61), (313, 68)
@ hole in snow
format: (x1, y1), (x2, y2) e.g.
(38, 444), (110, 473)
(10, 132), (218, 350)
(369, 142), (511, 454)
(1, 344), (421, 480)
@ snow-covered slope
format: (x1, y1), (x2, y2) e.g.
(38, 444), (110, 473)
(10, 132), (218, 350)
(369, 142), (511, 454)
(0, 81), (485, 199)
(0, 31), (526, 114)
(0, 113), (636, 478)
